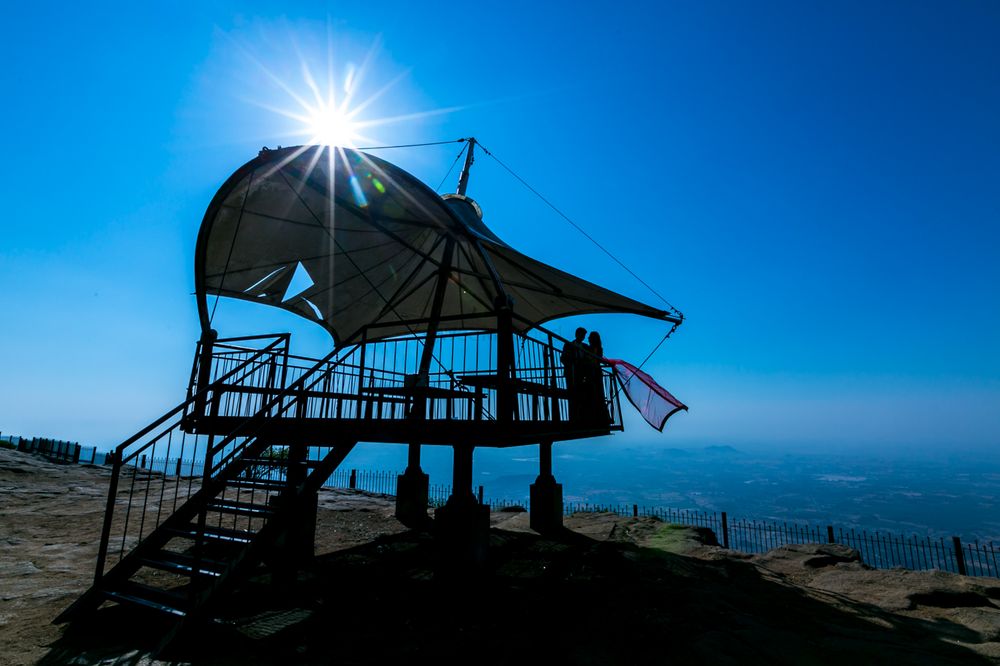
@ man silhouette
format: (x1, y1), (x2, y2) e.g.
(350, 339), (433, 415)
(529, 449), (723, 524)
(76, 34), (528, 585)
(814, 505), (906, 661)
(561, 327), (587, 422)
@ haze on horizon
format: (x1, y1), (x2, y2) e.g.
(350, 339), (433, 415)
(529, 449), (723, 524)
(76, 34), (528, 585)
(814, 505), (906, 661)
(1, 2), (997, 456)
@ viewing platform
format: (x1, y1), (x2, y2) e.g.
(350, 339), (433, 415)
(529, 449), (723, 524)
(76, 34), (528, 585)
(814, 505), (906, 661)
(181, 328), (624, 448)
(60, 143), (684, 646)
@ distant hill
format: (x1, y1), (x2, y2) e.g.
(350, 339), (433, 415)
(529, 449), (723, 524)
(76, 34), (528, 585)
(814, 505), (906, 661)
(702, 444), (742, 455)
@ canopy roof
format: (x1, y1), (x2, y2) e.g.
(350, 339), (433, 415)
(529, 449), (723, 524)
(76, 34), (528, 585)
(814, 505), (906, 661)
(195, 145), (680, 345)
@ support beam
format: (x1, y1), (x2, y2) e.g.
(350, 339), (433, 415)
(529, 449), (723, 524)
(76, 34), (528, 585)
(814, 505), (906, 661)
(452, 445), (474, 499)
(539, 440), (553, 480)
(395, 443), (430, 528)
(530, 441), (563, 533)
(395, 236), (454, 526)
(435, 445), (490, 566)
(271, 437), (314, 582)
(408, 441), (421, 470)
(495, 295), (515, 424)
(192, 328), (218, 423)
(456, 138), (476, 197)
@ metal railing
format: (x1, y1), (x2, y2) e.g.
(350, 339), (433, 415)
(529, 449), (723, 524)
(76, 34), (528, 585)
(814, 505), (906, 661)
(561, 503), (1000, 578)
(7, 435), (96, 464)
(95, 334), (293, 580)
(92, 324), (619, 583)
(64, 428), (1000, 580)
(197, 327), (623, 432)
(312, 469), (1000, 579)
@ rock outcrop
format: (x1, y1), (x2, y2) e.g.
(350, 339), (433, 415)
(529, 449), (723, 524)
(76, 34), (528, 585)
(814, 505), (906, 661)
(2, 448), (998, 665)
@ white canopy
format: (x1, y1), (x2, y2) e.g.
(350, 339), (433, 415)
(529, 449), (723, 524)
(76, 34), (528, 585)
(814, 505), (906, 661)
(195, 145), (679, 345)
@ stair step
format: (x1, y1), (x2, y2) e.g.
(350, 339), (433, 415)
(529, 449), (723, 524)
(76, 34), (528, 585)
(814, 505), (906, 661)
(240, 458), (323, 468)
(165, 524), (256, 545)
(102, 581), (189, 617)
(226, 478), (286, 491)
(206, 498), (273, 517)
(140, 550), (226, 578)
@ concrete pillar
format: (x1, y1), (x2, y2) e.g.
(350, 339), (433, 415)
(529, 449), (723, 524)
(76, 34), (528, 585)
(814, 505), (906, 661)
(435, 445), (490, 565)
(530, 441), (563, 533)
(269, 452), (317, 584)
(396, 443), (430, 528)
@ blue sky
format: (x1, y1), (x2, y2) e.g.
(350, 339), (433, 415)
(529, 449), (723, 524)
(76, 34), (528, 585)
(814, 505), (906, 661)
(2, 1), (998, 453)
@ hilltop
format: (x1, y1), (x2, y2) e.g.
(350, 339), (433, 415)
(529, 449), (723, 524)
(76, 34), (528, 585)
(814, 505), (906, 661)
(1, 448), (999, 665)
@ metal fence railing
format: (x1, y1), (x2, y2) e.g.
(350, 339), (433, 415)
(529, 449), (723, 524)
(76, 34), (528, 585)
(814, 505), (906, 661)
(7, 442), (998, 579)
(321, 471), (1000, 579)
(4, 434), (102, 466)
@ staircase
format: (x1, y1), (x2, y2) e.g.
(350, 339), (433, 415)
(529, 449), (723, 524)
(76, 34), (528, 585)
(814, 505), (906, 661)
(56, 334), (357, 647)
(57, 325), (625, 647)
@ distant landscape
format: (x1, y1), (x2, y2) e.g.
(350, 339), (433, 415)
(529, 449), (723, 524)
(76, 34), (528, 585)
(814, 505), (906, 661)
(343, 442), (1000, 544)
(7, 433), (999, 544)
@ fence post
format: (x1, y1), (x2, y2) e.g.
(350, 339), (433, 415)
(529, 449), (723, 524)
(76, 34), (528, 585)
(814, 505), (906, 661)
(91, 448), (97, 464)
(140, 454), (147, 469)
(349, 469), (357, 489)
(175, 458), (183, 476)
(952, 536), (967, 575)
(721, 512), (730, 549)
(827, 525), (835, 544)
(72, 444), (81, 464)
(632, 504), (639, 518)
(477, 485), (484, 504)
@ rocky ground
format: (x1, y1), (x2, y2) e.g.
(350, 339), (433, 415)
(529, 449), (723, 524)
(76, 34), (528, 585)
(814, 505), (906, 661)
(2, 447), (999, 665)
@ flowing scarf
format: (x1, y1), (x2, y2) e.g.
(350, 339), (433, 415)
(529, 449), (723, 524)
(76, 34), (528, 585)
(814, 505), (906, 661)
(607, 359), (687, 431)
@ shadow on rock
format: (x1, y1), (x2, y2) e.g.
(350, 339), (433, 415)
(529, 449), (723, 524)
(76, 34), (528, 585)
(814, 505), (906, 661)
(42, 527), (995, 665)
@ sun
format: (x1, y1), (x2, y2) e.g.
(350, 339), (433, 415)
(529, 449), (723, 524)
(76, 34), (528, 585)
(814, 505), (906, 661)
(304, 101), (362, 147)
(237, 35), (463, 151)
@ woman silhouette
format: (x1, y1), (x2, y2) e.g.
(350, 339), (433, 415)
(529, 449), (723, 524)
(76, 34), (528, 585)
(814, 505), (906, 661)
(583, 331), (609, 425)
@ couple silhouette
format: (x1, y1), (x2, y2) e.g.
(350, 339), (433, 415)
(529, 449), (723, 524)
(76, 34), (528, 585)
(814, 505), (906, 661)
(560, 327), (608, 425)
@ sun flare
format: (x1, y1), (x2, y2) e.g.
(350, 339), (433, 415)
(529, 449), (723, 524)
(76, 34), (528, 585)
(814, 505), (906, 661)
(236, 34), (465, 151)
(304, 102), (361, 147)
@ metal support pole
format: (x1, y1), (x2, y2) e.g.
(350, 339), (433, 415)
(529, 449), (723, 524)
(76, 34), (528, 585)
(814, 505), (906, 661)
(407, 443), (421, 471)
(530, 440), (562, 534)
(193, 329), (218, 422)
(409, 238), (456, 422)
(456, 138), (476, 196)
(539, 441), (553, 480)
(452, 446), (474, 499)
(953, 536), (967, 575)
(496, 296), (515, 423)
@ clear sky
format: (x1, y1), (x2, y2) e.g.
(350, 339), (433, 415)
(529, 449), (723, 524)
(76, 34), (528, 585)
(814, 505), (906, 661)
(2, 1), (998, 454)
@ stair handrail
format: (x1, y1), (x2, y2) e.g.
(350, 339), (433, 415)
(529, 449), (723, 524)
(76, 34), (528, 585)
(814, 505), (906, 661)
(104, 343), (354, 577)
(205, 344), (358, 476)
(93, 335), (290, 582)
(111, 335), (289, 466)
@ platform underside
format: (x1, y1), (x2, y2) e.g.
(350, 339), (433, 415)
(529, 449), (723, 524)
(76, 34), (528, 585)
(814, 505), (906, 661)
(185, 416), (620, 447)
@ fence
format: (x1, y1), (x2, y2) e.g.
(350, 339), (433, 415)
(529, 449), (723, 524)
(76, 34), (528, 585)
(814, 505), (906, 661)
(321, 467), (463, 507)
(323, 472), (1000, 579)
(546, 501), (999, 578)
(6, 441), (998, 578)
(4, 434), (102, 465)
